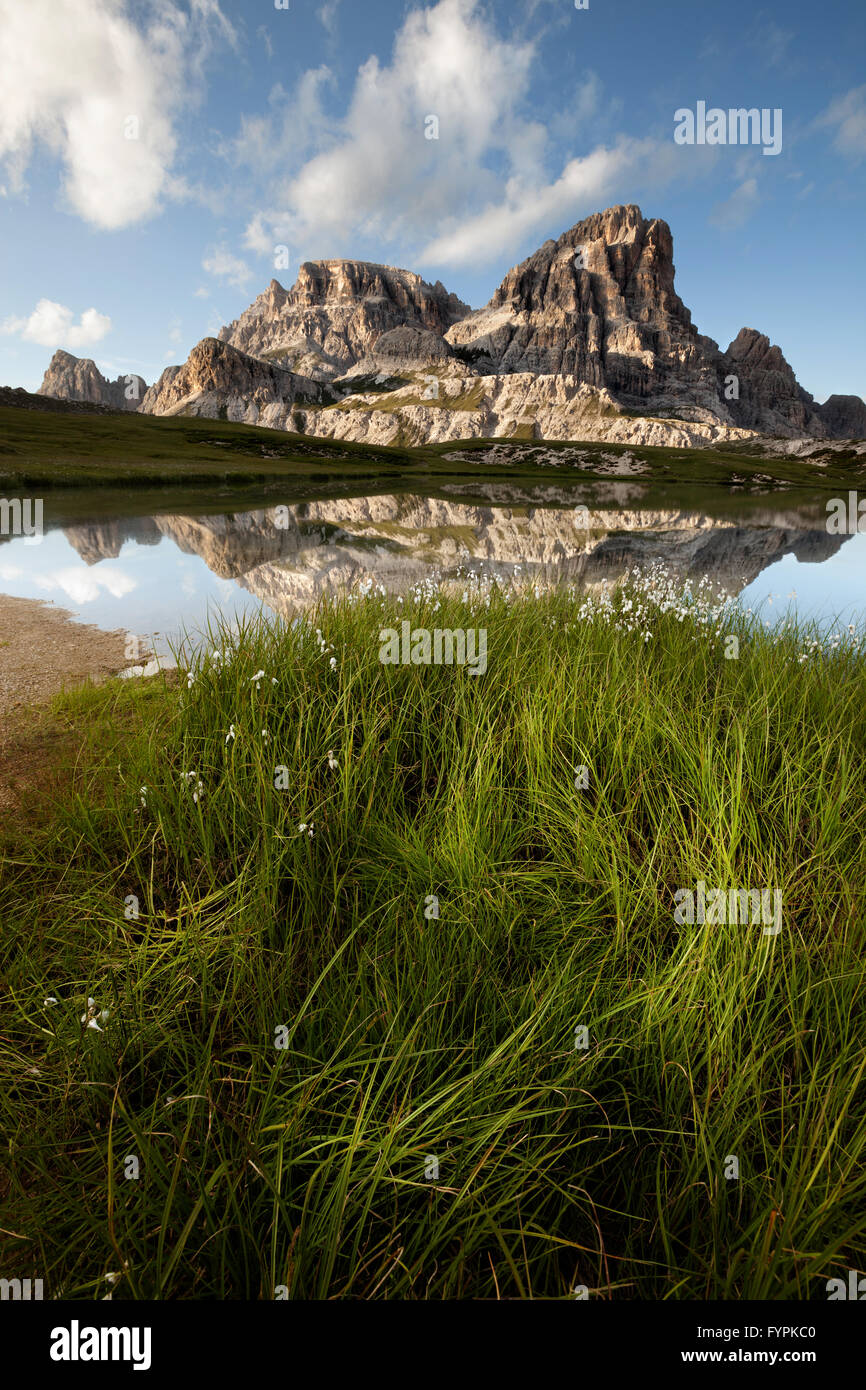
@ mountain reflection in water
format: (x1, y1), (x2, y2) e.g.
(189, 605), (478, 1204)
(1, 486), (862, 654)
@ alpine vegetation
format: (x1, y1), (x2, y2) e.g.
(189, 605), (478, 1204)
(2, 564), (865, 1301)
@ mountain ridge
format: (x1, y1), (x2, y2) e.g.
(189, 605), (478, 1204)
(35, 205), (866, 447)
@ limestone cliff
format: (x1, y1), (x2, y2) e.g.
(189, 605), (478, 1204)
(37, 349), (147, 411)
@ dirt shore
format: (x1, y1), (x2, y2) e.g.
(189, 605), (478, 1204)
(0, 594), (130, 717)
(0, 595), (132, 817)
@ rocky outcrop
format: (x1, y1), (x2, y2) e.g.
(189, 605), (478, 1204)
(815, 394), (866, 439)
(446, 206), (705, 387)
(0, 385), (120, 415)
(217, 263), (470, 380)
(139, 338), (327, 420)
(38, 349), (147, 411)
(63, 517), (162, 563)
(289, 374), (758, 449)
(722, 328), (824, 437)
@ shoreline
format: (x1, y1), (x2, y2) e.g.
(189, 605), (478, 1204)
(0, 594), (131, 720)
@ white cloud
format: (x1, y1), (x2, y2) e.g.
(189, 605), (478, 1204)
(419, 137), (704, 266)
(223, 70), (336, 184)
(0, 0), (235, 230)
(194, 287), (210, 299)
(236, 0), (721, 273)
(33, 565), (137, 605)
(709, 177), (760, 230)
(240, 0), (540, 258)
(202, 245), (253, 289)
(2, 298), (111, 348)
(420, 142), (638, 266)
(816, 86), (866, 160)
(318, 1), (341, 36)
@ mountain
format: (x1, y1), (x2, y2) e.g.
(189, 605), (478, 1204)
(36, 207), (866, 446)
(140, 338), (327, 419)
(217, 261), (470, 380)
(37, 349), (147, 411)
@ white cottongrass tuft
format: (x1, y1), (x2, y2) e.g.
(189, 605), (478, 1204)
(81, 997), (109, 1031)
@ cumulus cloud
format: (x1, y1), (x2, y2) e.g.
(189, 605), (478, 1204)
(240, 0), (541, 258)
(2, 298), (111, 348)
(420, 143), (638, 266)
(0, 0), (235, 230)
(202, 245), (253, 289)
(815, 85), (866, 160)
(236, 0), (720, 272)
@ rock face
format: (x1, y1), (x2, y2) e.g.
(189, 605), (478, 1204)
(217, 262), (470, 380)
(43, 205), (862, 447)
(291, 374), (758, 449)
(0, 385), (121, 415)
(815, 394), (866, 439)
(447, 206), (705, 387)
(722, 328), (821, 436)
(140, 338), (327, 420)
(37, 349), (147, 411)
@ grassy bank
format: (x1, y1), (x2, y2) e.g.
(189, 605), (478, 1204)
(1, 569), (865, 1299)
(2, 400), (866, 494)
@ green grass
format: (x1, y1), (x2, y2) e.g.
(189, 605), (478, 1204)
(2, 400), (865, 498)
(1, 573), (865, 1300)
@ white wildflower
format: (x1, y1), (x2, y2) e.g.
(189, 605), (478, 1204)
(81, 997), (109, 1031)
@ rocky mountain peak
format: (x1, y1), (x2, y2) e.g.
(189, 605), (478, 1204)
(37, 349), (147, 411)
(446, 204), (699, 391)
(139, 337), (325, 421)
(33, 204), (865, 445)
(218, 259), (470, 379)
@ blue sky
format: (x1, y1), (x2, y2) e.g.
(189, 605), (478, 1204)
(1, 0), (864, 400)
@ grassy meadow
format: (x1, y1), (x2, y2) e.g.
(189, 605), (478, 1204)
(1, 567), (865, 1299)
(2, 400), (866, 496)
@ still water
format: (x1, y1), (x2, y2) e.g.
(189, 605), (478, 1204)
(1, 483), (864, 657)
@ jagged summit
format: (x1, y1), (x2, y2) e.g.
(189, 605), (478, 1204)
(217, 258), (470, 379)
